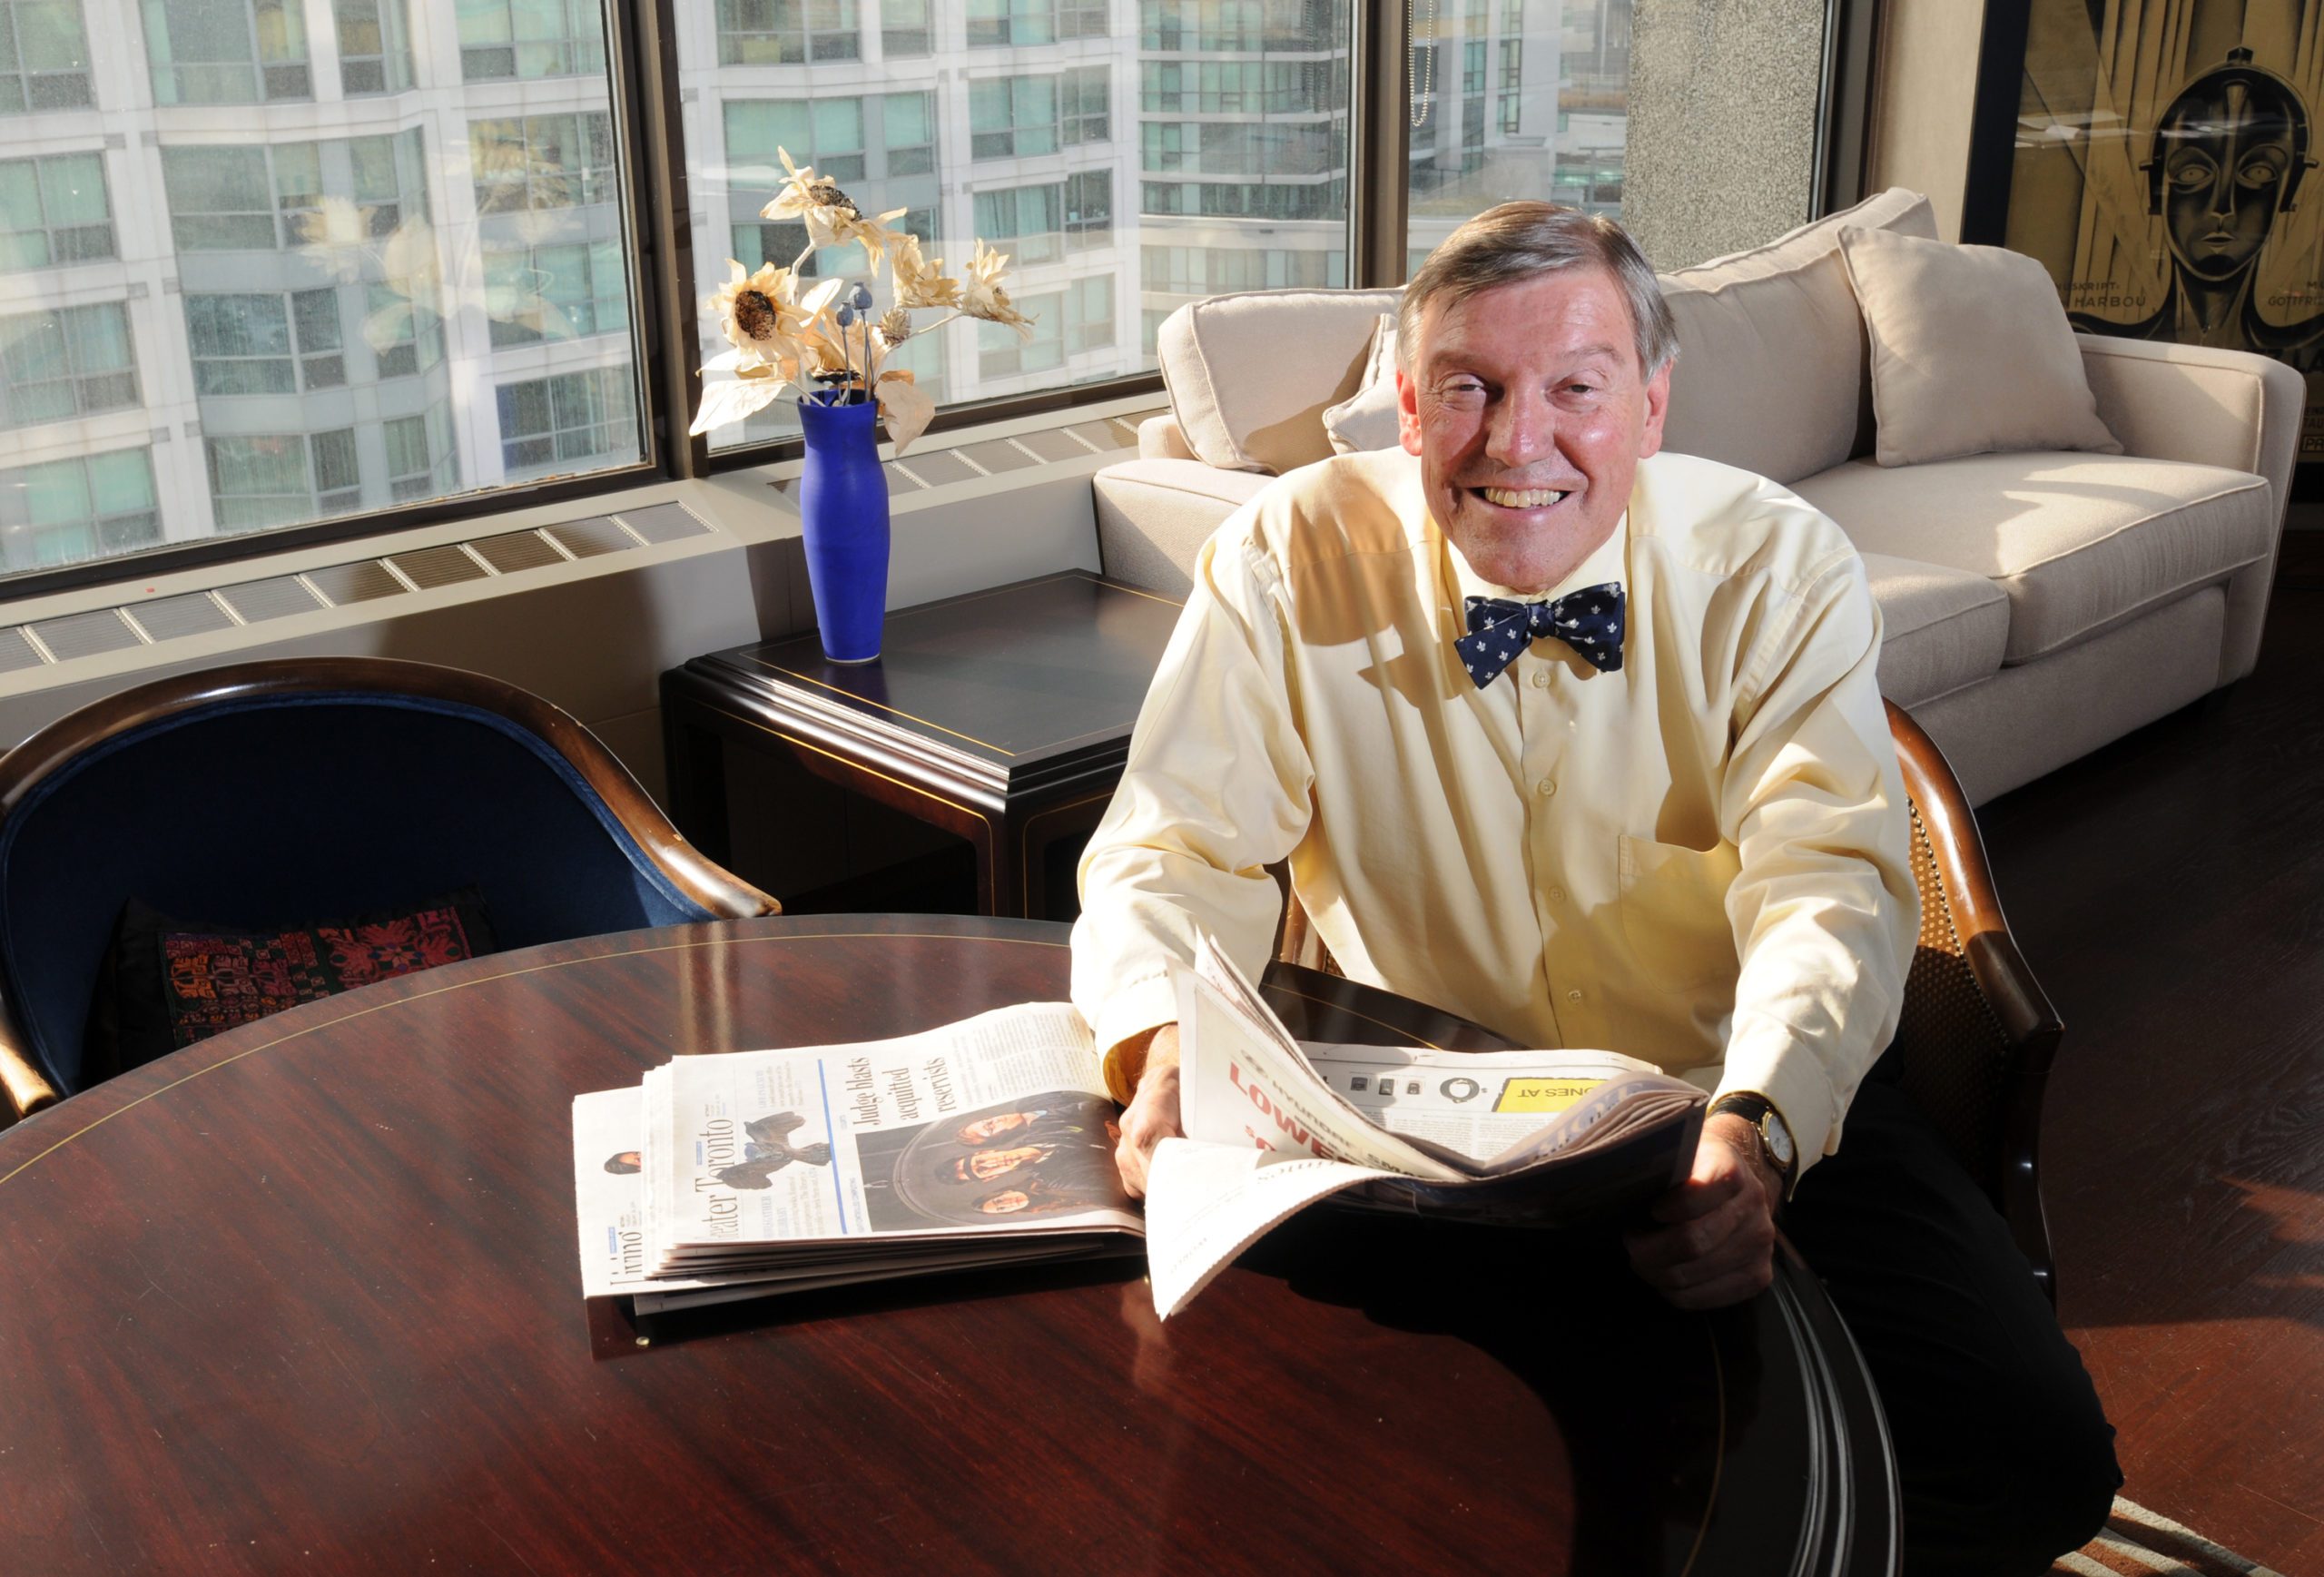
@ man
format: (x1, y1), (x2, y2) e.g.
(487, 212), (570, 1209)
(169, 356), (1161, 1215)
(1070, 203), (2120, 1573)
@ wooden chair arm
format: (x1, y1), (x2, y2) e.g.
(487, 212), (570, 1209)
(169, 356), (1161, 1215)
(0, 997), (58, 1127)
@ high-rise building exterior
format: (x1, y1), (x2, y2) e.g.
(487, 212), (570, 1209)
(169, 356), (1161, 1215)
(0, 0), (1625, 572)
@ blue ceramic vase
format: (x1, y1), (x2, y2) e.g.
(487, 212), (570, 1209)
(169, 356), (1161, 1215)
(795, 395), (890, 664)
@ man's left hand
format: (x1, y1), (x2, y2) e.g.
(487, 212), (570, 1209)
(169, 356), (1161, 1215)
(1624, 1113), (1783, 1309)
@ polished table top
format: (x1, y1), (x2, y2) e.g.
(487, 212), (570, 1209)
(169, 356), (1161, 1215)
(0, 915), (1894, 1575)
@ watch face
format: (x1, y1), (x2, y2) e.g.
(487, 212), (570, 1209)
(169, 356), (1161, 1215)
(1763, 1112), (1796, 1169)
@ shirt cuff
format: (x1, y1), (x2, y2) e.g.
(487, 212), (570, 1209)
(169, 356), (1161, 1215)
(1713, 1022), (1841, 1187)
(1094, 972), (1181, 1106)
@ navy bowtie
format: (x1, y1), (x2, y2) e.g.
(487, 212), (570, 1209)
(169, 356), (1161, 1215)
(1455, 584), (1626, 688)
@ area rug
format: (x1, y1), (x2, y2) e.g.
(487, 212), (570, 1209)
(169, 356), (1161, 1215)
(2053, 1498), (2287, 1576)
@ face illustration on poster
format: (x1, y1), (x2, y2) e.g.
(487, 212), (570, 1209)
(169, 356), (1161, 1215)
(2013, 0), (2324, 441)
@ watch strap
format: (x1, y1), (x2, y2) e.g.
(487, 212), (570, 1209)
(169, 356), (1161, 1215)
(1709, 1091), (1796, 1178)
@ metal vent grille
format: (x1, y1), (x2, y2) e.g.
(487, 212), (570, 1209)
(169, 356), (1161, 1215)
(614, 503), (712, 543)
(389, 544), (488, 589)
(32, 609), (140, 660)
(0, 628), (44, 673)
(471, 529), (566, 574)
(131, 591), (235, 640)
(545, 517), (635, 557)
(217, 576), (324, 624)
(305, 561), (406, 605)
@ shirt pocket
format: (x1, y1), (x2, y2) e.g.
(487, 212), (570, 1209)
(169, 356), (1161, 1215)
(1616, 834), (1743, 992)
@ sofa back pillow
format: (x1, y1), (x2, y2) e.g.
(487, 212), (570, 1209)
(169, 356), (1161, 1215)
(1323, 312), (1404, 455)
(1837, 225), (2122, 467)
(1657, 186), (1938, 485)
(1158, 287), (1404, 475)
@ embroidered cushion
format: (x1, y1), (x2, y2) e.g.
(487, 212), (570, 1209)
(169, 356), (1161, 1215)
(82, 886), (497, 1082)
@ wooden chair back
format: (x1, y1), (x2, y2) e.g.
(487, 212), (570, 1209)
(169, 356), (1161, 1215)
(1273, 701), (2062, 1301)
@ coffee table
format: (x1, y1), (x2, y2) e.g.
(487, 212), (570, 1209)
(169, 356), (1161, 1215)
(662, 571), (1183, 918)
(0, 915), (1896, 1573)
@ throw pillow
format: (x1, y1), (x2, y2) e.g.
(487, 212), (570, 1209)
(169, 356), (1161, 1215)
(82, 886), (498, 1083)
(1323, 312), (1404, 456)
(1837, 226), (2122, 468)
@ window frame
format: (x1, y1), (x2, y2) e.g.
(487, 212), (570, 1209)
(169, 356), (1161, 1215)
(0, 0), (1871, 605)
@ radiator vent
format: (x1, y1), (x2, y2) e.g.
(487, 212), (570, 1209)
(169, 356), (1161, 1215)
(2, 502), (715, 672)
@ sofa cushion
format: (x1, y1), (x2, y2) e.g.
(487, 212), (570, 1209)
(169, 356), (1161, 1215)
(1157, 288), (1405, 476)
(1792, 453), (2272, 663)
(1838, 227), (2120, 467)
(1092, 458), (1274, 596)
(1324, 312), (1403, 455)
(1657, 187), (1937, 488)
(1858, 553), (2010, 707)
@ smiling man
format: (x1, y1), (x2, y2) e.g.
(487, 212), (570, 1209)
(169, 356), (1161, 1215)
(1069, 203), (2120, 1573)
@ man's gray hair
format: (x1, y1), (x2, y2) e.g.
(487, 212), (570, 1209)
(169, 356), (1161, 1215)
(1397, 202), (1678, 379)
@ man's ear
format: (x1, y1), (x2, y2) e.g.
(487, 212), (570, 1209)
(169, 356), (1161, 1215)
(1637, 358), (1672, 458)
(1397, 367), (1423, 456)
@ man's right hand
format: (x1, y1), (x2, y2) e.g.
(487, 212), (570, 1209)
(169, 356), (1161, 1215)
(1112, 1021), (1183, 1198)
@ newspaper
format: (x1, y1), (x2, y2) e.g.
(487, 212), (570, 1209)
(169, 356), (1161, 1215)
(1143, 935), (1706, 1318)
(572, 1003), (1143, 1314)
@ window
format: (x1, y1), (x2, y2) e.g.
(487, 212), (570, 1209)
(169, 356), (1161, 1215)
(970, 0), (1104, 47)
(0, 0), (91, 113)
(972, 69), (1106, 160)
(1062, 66), (1108, 143)
(144, 0), (312, 104)
(0, 448), (160, 570)
(470, 113), (615, 213)
(1140, 0), (1262, 52)
(0, 153), (113, 270)
(162, 133), (424, 251)
(497, 367), (636, 474)
(384, 407), (458, 500)
(335, 0), (414, 94)
(979, 290), (1061, 377)
(1138, 242), (1340, 294)
(717, 0), (860, 64)
(484, 241), (629, 346)
(455, 0), (605, 80)
(1063, 272), (1112, 353)
(185, 291), (346, 393)
(880, 0), (927, 54)
(206, 430), (360, 529)
(0, 301), (137, 427)
(725, 97), (885, 276)
(365, 280), (442, 378)
(884, 91), (935, 177)
(1065, 168), (1111, 248)
(974, 182), (1060, 265)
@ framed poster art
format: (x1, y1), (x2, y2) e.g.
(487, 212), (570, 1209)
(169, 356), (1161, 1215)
(1963, 0), (2324, 488)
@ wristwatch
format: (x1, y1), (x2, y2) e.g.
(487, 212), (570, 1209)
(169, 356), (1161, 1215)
(1709, 1092), (1797, 1183)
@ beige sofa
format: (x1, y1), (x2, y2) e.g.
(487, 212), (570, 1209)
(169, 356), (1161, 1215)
(1091, 189), (2301, 804)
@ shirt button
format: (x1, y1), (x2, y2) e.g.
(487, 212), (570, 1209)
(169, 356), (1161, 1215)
(1530, 670), (1551, 688)
(1547, 886), (1566, 902)
(1537, 778), (1556, 796)
(1565, 989), (1583, 1003)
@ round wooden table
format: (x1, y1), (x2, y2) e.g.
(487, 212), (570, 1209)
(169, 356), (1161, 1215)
(0, 914), (1896, 1575)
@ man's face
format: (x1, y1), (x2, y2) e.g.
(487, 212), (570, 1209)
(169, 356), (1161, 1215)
(1397, 266), (1669, 593)
(2161, 82), (2296, 281)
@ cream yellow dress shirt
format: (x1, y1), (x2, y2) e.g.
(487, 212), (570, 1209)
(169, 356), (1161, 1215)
(1069, 446), (1917, 1176)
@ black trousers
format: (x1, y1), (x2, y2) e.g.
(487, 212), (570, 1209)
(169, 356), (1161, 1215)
(1781, 1078), (2122, 1576)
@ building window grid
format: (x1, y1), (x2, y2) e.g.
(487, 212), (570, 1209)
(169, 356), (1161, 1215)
(971, 70), (1108, 162)
(716, 0), (860, 64)
(455, 0), (606, 81)
(206, 429), (360, 531)
(470, 113), (617, 214)
(0, 301), (137, 428)
(184, 289), (347, 394)
(970, 0), (1105, 48)
(0, 448), (160, 570)
(879, 0), (928, 54)
(0, 0), (92, 113)
(483, 240), (630, 347)
(496, 367), (636, 474)
(0, 153), (113, 271)
(384, 407), (457, 501)
(334, 0), (414, 94)
(145, 0), (313, 105)
(979, 288), (1061, 377)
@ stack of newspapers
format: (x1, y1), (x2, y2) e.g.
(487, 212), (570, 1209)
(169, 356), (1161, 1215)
(571, 939), (1707, 1319)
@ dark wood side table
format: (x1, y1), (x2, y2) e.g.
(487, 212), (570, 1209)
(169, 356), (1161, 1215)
(663, 569), (1184, 919)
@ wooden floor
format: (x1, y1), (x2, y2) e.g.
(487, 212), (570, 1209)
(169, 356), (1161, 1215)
(1978, 578), (2324, 1571)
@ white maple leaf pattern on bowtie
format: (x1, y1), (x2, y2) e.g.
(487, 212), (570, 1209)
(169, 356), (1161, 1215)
(1455, 584), (1625, 689)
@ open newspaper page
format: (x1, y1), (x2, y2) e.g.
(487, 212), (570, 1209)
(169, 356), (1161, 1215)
(574, 1085), (1124, 1315)
(1144, 936), (1705, 1318)
(572, 1002), (1143, 1308)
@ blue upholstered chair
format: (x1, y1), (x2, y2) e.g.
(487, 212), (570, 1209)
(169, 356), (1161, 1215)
(0, 657), (777, 1119)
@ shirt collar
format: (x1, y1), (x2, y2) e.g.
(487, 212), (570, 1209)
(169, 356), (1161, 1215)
(1437, 511), (1630, 610)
